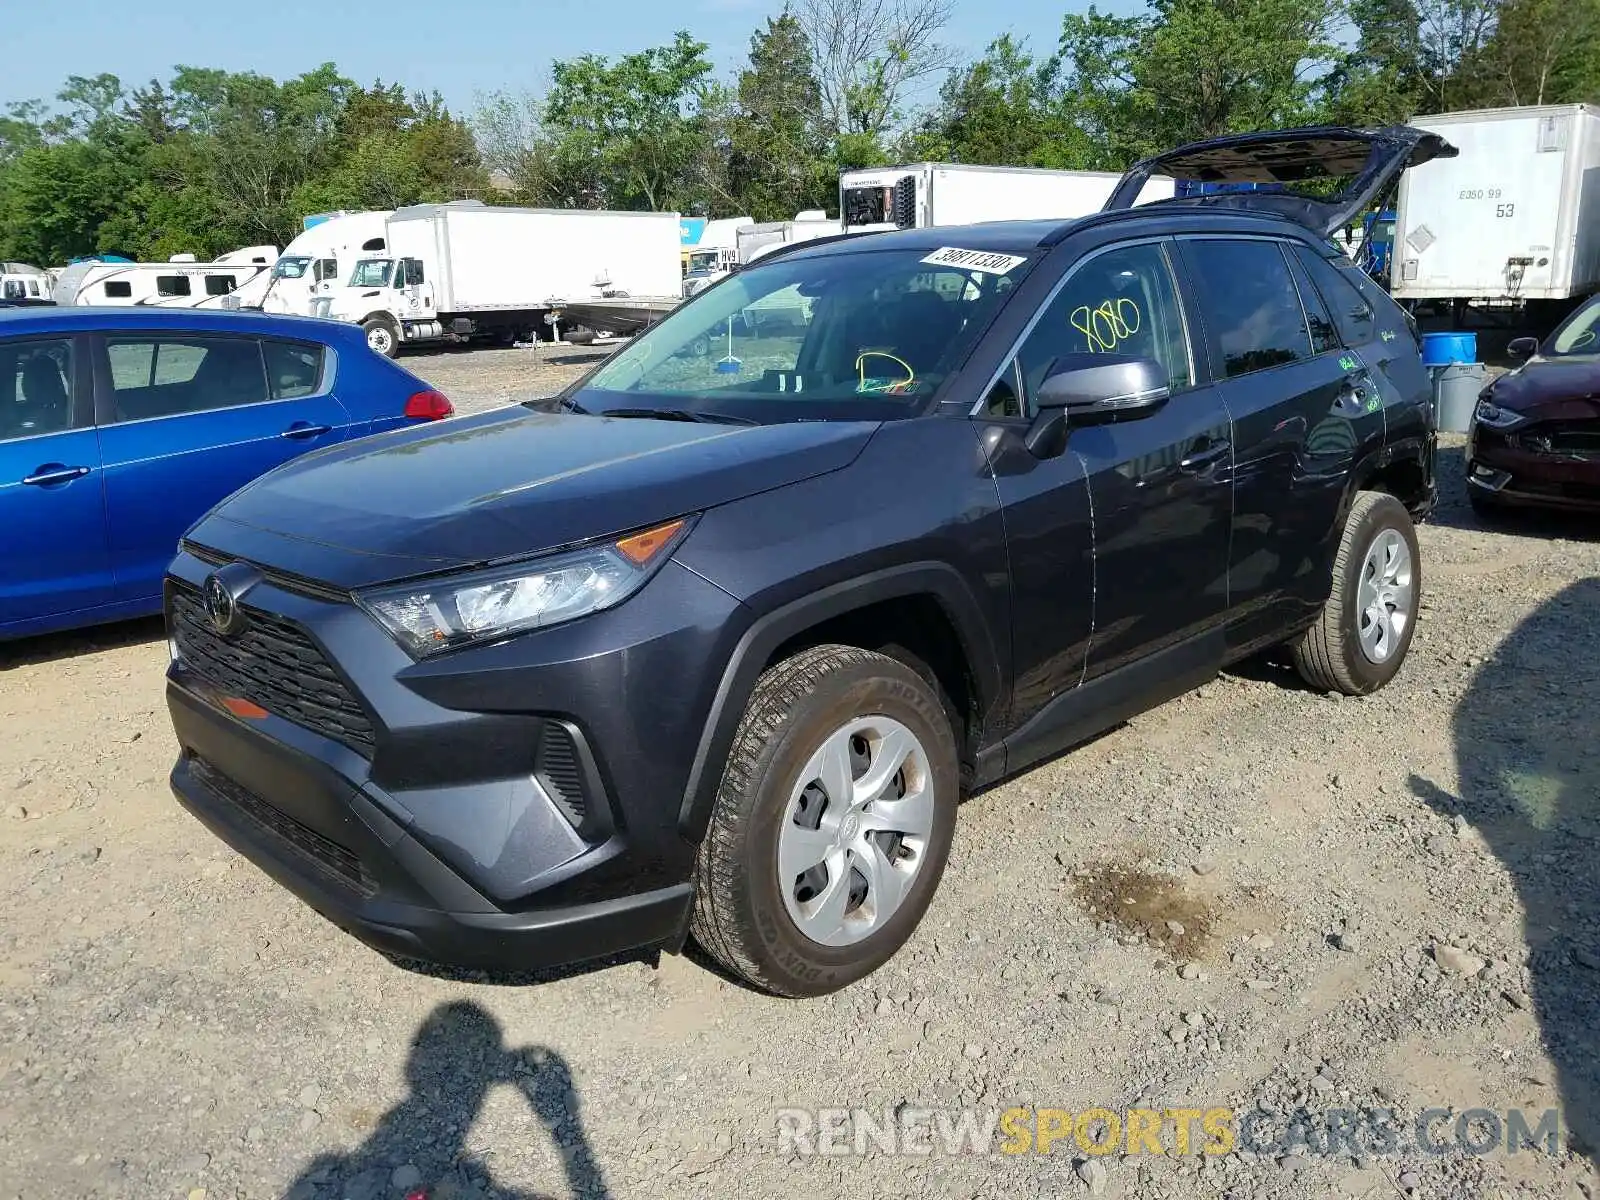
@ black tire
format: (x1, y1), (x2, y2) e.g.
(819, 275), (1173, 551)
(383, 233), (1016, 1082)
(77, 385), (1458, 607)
(1292, 491), (1421, 695)
(690, 645), (959, 998)
(361, 315), (400, 359)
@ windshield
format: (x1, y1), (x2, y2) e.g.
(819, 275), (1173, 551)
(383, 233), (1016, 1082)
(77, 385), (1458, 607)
(350, 259), (393, 287)
(272, 256), (311, 280)
(574, 247), (1035, 422)
(1544, 296), (1600, 356)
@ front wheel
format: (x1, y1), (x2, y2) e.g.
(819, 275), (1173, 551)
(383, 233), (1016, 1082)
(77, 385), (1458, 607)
(1292, 490), (1421, 695)
(361, 315), (400, 359)
(690, 645), (959, 997)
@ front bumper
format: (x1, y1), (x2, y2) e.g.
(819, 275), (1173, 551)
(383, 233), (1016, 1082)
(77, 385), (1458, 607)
(163, 543), (744, 973)
(1467, 423), (1600, 512)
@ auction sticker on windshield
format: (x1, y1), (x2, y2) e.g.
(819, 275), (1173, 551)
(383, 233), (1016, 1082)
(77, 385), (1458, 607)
(920, 247), (1028, 275)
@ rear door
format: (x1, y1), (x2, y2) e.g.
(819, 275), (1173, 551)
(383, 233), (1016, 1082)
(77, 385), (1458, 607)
(93, 331), (354, 605)
(0, 334), (112, 630)
(1177, 235), (1385, 655)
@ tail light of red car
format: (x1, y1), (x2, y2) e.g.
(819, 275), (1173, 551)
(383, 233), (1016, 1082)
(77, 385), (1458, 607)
(404, 389), (454, 421)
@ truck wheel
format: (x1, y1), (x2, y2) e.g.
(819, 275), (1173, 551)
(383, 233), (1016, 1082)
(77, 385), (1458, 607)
(362, 316), (400, 358)
(1292, 491), (1421, 695)
(690, 645), (959, 998)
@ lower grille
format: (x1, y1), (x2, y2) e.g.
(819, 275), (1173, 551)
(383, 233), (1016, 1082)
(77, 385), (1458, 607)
(170, 583), (376, 755)
(535, 722), (588, 831)
(1519, 425), (1600, 460)
(189, 756), (375, 897)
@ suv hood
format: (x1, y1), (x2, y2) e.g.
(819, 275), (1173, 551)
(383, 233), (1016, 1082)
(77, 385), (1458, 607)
(188, 406), (877, 589)
(1103, 125), (1458, 236)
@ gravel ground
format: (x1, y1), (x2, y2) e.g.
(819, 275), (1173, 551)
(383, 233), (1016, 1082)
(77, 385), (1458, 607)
(2, 347), (1599, 1200)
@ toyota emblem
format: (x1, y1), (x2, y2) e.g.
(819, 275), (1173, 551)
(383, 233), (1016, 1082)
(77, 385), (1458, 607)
(200, 565), (260, 636)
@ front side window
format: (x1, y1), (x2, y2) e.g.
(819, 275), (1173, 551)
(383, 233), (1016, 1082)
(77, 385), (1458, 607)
(204, 274), (237, 297)
(350, 260), (393, 288)
(575, 247), (1036, 421)
(156, 275), (192, 298)
(106, 336), (269, 421)
(1184, 239), (1310, 378)
(313, 258), (338, 283)
(0, 339), (74, 442)
(1010, 241), (1193, 415)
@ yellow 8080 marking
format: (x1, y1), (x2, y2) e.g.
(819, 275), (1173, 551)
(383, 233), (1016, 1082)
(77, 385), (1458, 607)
(1070, 297), (1142, 353)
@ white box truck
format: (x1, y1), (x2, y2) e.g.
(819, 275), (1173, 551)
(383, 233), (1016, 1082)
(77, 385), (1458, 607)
(324, 202), (683, 356)
(839, 162), (1175, 233)
(1391, 104), (1600, 314)
(736, 212), (840, 264)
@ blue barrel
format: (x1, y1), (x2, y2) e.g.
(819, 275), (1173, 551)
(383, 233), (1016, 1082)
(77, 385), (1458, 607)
(1421, 331), (1477, 367)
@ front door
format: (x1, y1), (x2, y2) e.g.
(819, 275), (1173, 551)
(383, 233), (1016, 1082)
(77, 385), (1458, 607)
(981, 239), (1232, 766)
(0, 335), (112, 630)
(94, 332), (353, 605)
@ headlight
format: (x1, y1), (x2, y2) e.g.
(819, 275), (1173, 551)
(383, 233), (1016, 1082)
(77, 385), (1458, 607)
(358, 517), (690, 658)
(1472, 399), (1525, 430)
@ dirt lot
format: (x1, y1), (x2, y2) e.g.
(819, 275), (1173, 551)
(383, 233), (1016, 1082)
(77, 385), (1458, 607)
(2, 346), (1598, 1200)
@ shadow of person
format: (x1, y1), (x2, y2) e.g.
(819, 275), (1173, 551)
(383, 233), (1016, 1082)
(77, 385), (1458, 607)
(284, 1000), (609, 1199)
(1409, 576), (1600, 1166)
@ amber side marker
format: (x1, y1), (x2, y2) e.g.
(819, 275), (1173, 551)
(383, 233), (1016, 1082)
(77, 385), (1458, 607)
(221, 697), (270, 720)
(615, 519), (685, 566)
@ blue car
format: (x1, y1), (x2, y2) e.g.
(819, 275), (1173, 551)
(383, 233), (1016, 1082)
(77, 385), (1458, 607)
(0, 307), (455, 640)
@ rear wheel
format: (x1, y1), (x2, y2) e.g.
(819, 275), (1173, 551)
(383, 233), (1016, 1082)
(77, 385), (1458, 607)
(1292, 491), (1421, 695)
(361, 315), (400, 359)
(690, 645), (959, 997)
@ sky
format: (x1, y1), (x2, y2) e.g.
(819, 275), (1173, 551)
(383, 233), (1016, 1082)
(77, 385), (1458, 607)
(0, 0), (1141, 118)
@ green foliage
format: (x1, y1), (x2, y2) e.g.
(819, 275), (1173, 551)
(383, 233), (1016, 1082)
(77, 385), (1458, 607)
(0, 65), (485, 264)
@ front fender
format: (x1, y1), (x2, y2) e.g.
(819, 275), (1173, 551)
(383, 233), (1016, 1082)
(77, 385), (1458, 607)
(674, 561), (1002, 843)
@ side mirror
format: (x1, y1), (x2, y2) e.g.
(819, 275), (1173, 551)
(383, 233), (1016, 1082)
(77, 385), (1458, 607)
(1507, 336), (1538, 360)
(1026, 353), (1170, 458)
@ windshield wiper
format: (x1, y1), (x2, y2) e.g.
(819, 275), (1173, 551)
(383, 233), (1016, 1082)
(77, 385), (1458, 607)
(598, 407), (758, 426)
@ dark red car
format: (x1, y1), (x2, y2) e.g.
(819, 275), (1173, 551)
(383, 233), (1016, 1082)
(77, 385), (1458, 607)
(1467, 296), (1600, 515)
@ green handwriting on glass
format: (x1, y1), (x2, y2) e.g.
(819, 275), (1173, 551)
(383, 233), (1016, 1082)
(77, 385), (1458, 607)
(1071, 297), (1142, 353)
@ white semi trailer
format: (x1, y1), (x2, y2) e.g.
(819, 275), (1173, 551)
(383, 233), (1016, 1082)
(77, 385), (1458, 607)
(325, 202), (683, 356)
(1391, 104), (1600, 317)
(838, 162), (1175, 233)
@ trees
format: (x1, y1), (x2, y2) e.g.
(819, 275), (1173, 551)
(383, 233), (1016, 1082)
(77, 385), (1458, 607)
(0, 64), (486, 265)
(796, 0), (956, 144)
(727, 12), (834, 220)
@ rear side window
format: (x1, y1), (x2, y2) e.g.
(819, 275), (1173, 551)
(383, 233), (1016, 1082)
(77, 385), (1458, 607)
(263, 340), (326, 399)
(106, 335), (270, 421)
(1184, 239), (1310, 378)
(204, 275), (236, 297)
(103, 280), (133, 299)
(1284, 251), (1340, 354)
(156, 275), (192, 298)
(1293, 245), (1378, 347)
(0, 339), (75, 442)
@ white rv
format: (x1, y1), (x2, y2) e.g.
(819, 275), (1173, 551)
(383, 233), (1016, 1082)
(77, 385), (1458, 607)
(1, 262), (52, 305)
(214, 244), (279, 266)
(839, 163), (1175, 233)
(51, 256), (272, 308)
(238, 211), (393, 315)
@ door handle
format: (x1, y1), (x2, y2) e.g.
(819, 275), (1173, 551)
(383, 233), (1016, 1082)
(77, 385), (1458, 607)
(1179, 441), (1230, 472)
(22, 464), (90, 487)
(280, 423), (332, 440)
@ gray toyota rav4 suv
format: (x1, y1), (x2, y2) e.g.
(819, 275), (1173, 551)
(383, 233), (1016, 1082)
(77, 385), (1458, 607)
(165, 126), (1450, 996)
